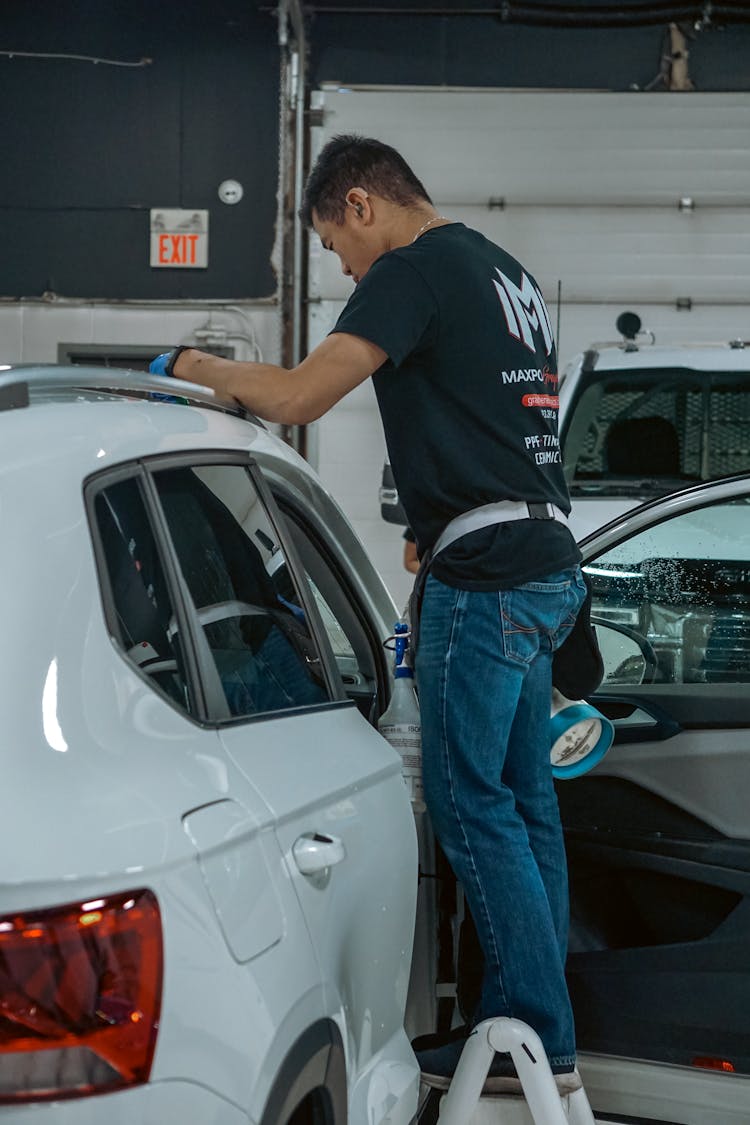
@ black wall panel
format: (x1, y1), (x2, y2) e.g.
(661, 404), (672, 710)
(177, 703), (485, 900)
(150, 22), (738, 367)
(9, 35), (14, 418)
(0, 0), (279, 299)
(309, 6), (750, 93)
(1, 1), (747, 300)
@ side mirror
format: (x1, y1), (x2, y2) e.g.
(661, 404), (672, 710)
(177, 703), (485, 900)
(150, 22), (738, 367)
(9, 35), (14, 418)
(592, 618), (657, 685)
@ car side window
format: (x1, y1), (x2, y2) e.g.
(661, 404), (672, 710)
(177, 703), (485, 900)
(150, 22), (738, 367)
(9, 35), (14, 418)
(152, 463), (330, 721)
(93, 476), (193, 712)
(277, 505), (387, 724)
(587, 494), (750, 686)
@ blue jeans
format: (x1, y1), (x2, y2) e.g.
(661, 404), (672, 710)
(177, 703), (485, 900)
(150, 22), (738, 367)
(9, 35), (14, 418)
(415, 566), (587, 1069)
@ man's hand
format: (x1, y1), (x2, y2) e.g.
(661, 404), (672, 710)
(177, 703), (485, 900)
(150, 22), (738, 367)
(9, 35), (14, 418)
(149, 351), (172, 377)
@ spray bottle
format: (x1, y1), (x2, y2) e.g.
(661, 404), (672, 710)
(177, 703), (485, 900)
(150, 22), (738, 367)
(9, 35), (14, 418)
(378, 622), (425, 812)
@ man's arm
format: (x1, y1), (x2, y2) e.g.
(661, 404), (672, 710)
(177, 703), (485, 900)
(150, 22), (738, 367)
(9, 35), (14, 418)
(403, 537), (419, 575)
(172, 332), (387, 425)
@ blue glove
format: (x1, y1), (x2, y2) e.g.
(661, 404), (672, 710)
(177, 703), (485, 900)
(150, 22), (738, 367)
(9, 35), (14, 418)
(148, 346), (191, 402)
(149, 351), (174, 376)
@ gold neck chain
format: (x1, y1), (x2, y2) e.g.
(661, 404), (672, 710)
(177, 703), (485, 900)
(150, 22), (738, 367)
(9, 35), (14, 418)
(411, 215), (449, 243)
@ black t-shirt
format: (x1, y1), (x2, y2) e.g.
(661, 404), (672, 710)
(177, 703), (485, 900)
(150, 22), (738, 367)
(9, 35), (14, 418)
(332, 222), (580, 590)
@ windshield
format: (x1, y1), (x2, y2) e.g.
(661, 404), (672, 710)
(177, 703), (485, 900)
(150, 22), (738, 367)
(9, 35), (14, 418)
(562, 368), (750, 497)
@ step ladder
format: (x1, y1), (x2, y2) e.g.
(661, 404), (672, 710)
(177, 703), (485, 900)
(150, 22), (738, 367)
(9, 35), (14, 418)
(431, 1018), (596, 1125)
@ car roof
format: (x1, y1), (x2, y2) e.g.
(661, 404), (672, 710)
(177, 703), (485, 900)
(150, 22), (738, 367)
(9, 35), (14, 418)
(0, 364), (316, 484)
(579, 342), (750, 373)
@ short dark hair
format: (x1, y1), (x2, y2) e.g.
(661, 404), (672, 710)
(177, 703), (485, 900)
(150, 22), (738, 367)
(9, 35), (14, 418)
(300, 134), (432, 226)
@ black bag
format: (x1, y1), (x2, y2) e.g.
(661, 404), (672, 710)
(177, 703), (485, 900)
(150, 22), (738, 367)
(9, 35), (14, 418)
(551, 570), (603, 699)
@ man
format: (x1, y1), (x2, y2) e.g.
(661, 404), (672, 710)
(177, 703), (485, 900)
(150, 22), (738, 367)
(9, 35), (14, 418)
(152, 135), (586, 1093)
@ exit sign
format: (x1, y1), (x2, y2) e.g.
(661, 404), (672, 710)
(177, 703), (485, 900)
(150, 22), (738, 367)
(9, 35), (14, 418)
(150, 209), (209, 269)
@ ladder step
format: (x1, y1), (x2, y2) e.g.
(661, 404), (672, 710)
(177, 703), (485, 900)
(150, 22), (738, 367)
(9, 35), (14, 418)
(432, 1018), (596, 1125)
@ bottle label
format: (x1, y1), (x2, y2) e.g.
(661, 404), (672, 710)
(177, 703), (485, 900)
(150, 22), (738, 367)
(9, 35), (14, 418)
(401, 752), (421, 769)
(378, 723), (421, 753)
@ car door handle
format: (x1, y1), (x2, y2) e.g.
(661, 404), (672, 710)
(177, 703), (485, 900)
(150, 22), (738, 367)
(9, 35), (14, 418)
(594, 694), (682, 744)
(292, 833), (346, 875)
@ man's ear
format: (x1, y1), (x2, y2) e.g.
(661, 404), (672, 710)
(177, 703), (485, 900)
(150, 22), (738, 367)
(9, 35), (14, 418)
(346, 187), (370, 221)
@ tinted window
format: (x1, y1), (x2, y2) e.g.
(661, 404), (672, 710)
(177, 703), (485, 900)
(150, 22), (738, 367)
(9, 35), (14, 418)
(279, 507), (386, 723)
(563, 369), (750, 494)
(153, 464), (329, 720)
(94, 476), (192, 711)
(587, 494), (750, 685)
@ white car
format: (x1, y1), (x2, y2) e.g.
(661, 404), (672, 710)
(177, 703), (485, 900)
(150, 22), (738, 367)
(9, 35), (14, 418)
(2, 366), (750, 1124)
(0, 367), (420, 1124)
(559, 318), (750, 540)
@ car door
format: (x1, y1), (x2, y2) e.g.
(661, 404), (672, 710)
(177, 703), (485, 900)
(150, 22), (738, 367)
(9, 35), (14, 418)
(560, 475), (750, 1077)
(88, 462), (327, 1112)
(146, 454), (419, 1120)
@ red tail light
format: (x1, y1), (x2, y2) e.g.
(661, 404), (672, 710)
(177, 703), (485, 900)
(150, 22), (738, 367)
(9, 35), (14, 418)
(0, 889), (162, 1103)
(691, 1056), (736, 1073)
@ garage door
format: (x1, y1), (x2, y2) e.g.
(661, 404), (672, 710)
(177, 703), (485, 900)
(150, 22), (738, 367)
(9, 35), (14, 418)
(306, 89), (750, 608)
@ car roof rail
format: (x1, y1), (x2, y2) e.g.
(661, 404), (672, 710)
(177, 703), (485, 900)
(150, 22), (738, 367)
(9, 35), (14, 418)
(0, 365), (262, 424)
(581, 349), (599, 373)
(585, 337), (748, 356)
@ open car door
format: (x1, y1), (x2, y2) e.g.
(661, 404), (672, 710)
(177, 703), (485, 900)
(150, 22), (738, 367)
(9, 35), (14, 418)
(562, 475), (750, 1079)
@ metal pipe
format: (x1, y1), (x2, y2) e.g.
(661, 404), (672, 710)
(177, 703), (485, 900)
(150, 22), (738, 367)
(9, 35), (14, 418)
(275, 0), (308, 454)
(305, 3), (750, 23)
(286, 0), (308, 368)
(536, 296), (750, 306)
(478, 200), (747, 210)
(290, 51), (303, 367)
(0, 296), (277, 308)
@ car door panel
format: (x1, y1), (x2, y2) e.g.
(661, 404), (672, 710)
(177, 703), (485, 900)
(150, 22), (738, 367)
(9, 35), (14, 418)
(564, 480), (750, 1075)
(220, 706), (418, 1070)
(150, 457), (418, 1098)
(599, 685), (750, 732)
(562, 765), (750, 1073)
(140, 452), (420, 1120)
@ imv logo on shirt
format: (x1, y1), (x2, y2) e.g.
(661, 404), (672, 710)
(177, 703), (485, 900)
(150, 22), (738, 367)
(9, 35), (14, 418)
(492, 268), (554, 357)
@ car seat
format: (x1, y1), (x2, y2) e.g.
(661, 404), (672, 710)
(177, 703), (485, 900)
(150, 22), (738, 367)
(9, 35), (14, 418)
(605, 416), (681, 476)
(95, 481), (187, 705)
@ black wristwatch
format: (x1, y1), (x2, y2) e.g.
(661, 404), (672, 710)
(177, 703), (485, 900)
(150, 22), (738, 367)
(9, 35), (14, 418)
(166, 345), (194, 378)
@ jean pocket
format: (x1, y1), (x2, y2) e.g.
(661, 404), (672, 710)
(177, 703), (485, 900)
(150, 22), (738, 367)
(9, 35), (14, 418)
(501, 569), (585, 664)
(500, 587), (554, 665)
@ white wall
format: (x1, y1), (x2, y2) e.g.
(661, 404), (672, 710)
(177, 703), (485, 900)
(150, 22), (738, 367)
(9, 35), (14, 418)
(307, 89), (750, 610)
(0, 301), (279, 368)
(307, 295), (417, 613)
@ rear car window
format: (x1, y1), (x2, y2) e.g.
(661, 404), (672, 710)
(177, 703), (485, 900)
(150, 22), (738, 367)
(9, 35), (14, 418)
(562, 368), (750, 495)
(153, 464), (330, 721)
